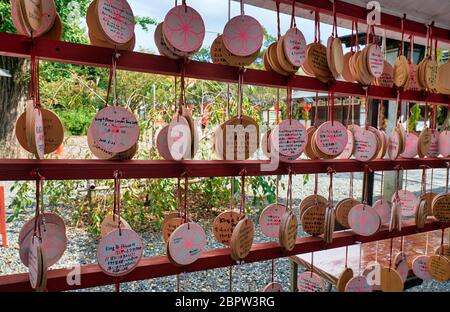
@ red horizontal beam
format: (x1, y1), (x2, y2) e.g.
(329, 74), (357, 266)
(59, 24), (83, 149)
(0, 219), (447, 292)
(0, 33), (448, 105)
(0, 158), (448, 181)
(276, 0), (450, 43)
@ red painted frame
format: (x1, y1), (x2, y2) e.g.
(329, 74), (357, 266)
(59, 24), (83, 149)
(0, 220), (447, 292)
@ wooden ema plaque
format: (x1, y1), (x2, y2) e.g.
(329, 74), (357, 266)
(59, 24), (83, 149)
(230, 217), (254, 261)
(97, 0), (134, 45)
(438, 130), (450, 157)
(299, 194), (327, 217)
(341, 52), (355, 82)
(162, 215), (189, 244)
(435, 245), (450, 261)
(336, 267), (353, 292)
(394, 55), (409, 88)
(388, 127), (401, 160)
(275, 37), (298, 74)
(426, 129), (440, 158)
(394, 252), (409, 282)
(283, 28), (306, 67)
(337, 129), (354, 159)
(154, 23), (179, 60)
(297, 271), (325, 292)
(28, 237), (47, 291)
(222, 15), (263, 57)
(97, 228), (143, 277)
(366, 44), (384, 78)
(210, 35), (227, 65)
(335, 198), (360, 228)
(315, 121), (348, 157)
(372, 199), (391, 225)
(421, 192), (437, 216)
(412, 255), (432, 281)
(353, 127), (377, 161)
(19, 213), (67, 267)
(163, 5), (205, 53)
(90, 106), (139, 156)
(348, 204), (381, 236)
(12, 0), (56, 37)
(279, 211), (298, 251)
(301, 203), (326, 236)
(271, 119), (307, 160)
(213, 211), (240, 246)
(259, 204), (287, 239)
(380, 267), (404, 292)
(262, 282), (283, 292)
(376, 60), (394, 87)
(100, 214), (131, 238)
(415, 198), (428, 228)
(41, 13), (62, 41)
(156, 125), (173, 160)
(431, 193), (450, 222)
(168, 222), (207, 266)
(222, 38), (259, 67)
(400, 132), (418, 158)
(260, 129), (272, 159)
(306, 43), (333, 82)
(391, 190), (419, 217)
(427, 255), (450, 282)
(345, 276), (372, 292)
(24, 0), (42, 31)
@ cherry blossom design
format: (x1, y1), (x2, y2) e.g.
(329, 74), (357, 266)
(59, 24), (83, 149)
(163, 5), (205, 53)
(98, 0), (135, 44)
(223, 15), (263, 57)
(91, 106), (139, 155)
(97, 228), (143, 277)
(168, 222), (206, 266)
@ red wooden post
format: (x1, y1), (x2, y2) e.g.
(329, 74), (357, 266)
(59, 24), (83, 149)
(0, 185), (6, 247)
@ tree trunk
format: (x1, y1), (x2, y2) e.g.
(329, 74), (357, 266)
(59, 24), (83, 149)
(0, 55), (27, 158)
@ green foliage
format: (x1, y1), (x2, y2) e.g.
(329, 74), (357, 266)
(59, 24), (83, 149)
(0, 0), (15, 33)
(7, 182), (33, 222)
(408, 103), (421, 132)
(135, 16), (158, 31)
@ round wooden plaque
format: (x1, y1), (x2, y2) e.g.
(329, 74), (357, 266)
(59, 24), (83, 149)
(307, 43), (332, 83)
(315, 121), (348, 157)
(230, 217), (254, 261)
(279, 211), (298, 251)
(412, 255), (432, 281)
(24, 0), (42, 31)
(271, 119), (307, 159)
(335, 198), (360, 228)
(372, 199), (391, 225)
(435, 245), (450, 261)
(362, 262), (382, 291)
(100, 214), (131, 238)
(299, 194), (328, 217)
(431, 193), (450, 222)
(438, 130), (450, 157)
(222, 39), (259, 67)
(262, 282), (283, 292)
(167, 115), (192, 160)
(376, 60), (394, 87)
(31, 107), (45, 159)
(336, 267), (353, 292)
(427, 255), (450, 282)
(210, 35), (228, 65)
(394, 56), (409, 88)
(380, 267), (404, 292)
(156, 125), (173, 160)
(391, 190), (419, 217)
(97, 228), (143, 276)
(337, 129), (354, 159)
(162, 216), (185, 243)
(417, 127), (432, 157)
(421, 192), (437, 216)
(259, 203), (287, 239)
(331, 38), (344, 75)
(97, 0), (134, 45)
(42, 13), (63, 41)
(261, 129), (272, 158)
(394, 252), (409, 282)
(163, 5), (205, 53)
(388, 128), (401, 160)
(427, 129), (440, 158)
(400, 132), (418, 158)
(28, 237), (44, 290)
(345, 275), (373, 292)
(213, 211), (240, 246)
(297, 271), (325, 292)
(301, 203), (326, 236)
(341, 52), (355, 82)
(353, 127), (378, 161)
(168, 222), (207, 266)
(283, 28), (306, 67)
(348, 204), (381, 236)
(222, 15), (263, 57)
(154, 23), (180, 60)
(366, 44), (384, 78)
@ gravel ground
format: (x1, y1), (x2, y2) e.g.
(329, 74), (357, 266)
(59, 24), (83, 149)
(0, 170), (448, 292)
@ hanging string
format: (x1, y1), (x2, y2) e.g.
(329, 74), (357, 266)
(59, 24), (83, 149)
(314, 11), (320, 43)
(375, 240), (379, 263)
(331, 0), (338, 38)
(349, 172), (354, 198)
(276, 1), (281, 39)
(344, 245), (348, 268)
(380, 171), (384, 198)
(388, 238), (394, 270)
(177, 177), (182, 216)
(354, 20), (359, 52)
(400, 14), (405, 56)
(237, 70), (244, 120)
(445, 165), (449, 193)
(350, 20), (355, 53)
(276, 89), (280, 124)
(400, 235), (404, 252)
(310, 252), (314, 277)
(239, 0), (244, 15)
(113, 170), (122, 235)
(364, 88), (369, 130)
(178, 63), (186, 117)
(287, 170), (293, 211)
(184, 176), (188, 225)
(440, 229), (445, 256)
(271, 259), (275, 283)
(409, 34), (414, 63)
(290, 0), (297, 29)
(240, 173), (245, 216)
(345, 97), (351, 126)
(327, 168), (334, 211)
(425, 232), (429, 255)
(430, 168), (434, 194)
(230, 177), (235, 211)
(358, 243), (362, 276)
(33, 177), (43, 240)
(330, 91), (335, 125)
(314, 91), (319, 128)
(276, 175), (279, 205)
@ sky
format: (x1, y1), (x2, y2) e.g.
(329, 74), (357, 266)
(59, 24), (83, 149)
(127, 0), (352, 53)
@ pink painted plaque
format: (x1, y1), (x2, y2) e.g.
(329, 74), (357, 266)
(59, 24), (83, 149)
(262, 282), (283, 292)
(97, 0), (135, 44)
(168, 222), (207, 266)
(407, 64), (420, 91)
(337, 129), (354, 159)
(30, 0), (57, 37)
(345, 276), (373, 292)
(156, 125), (173, 160)
(388, 129), (400, 160)
(367, 44), (384, 78)
(438, 130), (450, 157)
(163, 5), (205, 53)
(412, 255), (432, 281)
(348, 204), (381, 236)
(315, 121), (348, 156)
(353, 128), (377, 161)
(391, 190), (419, 217)
(283, 28), (306, 67)
(426, 129), (439, 157)
(96, 228), (143, 277)
(297, 272), (325, 292)
(259, 204), (287, 238)
(372, 199), (391, 225)
(222, 15), (263, 57)
(394, 252), (409, 282)
(91, 106), (139, 155)
(377, 61), (394, 87)
(400, 132), (418, 158)
(272, 120), (307, 158)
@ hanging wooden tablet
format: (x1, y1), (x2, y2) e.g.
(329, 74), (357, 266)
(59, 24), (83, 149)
(380, 267), (404, 292)
(299, 194), (327, 218)
(222, 40), (259, 67)
(400, 132), (418, 158)
(415, 198), (428, 229)
(283, 27), (306, 67)
(427, 255), (450, 282)
(412, 255), (432, 281)
(435, 245), (450, 261)
(391, 190), (419, 218)
(168, 222), (207, 266)
(167, 115), (192, 160)
(394, 251), (409, 282)
(154, 23), (180, 60)
(271, 119), (307, 161)
(342, 52), (355, 82)
(315, 121), (348, 158)
(297, 271), (325, 292)
(323, 206), (335, 244)
(210, 35), (228, 65)
(301, 203), (326, 236)
(353, 127), (378, 161)
(28, 237), (47, 291)
(307, 43), (333, 83)
(262, 282), (283, 292)
(163, 5), (205, 53)
(261, 129), (272, 158)
(337, 129), (354, 159)
(389, 200), (401, 232)
(279, 211), (298, 251)
(438, 130), (450, 157)
(336, 268), (353, 292)
(437, 61), (450, 94)
(373, 199), (391, 225)
(11, 0), (29, 36)
(345, 276), (372, 292)
(393, 56), (409, 88)
(335, 198), (360, 228)
(304, 127), (318, 160)
(431, 193), (450, 222)
(421, 192), (437, 216)
(100, 214), (131, 238)
(230, 217), (254, 261)
(418, 127), (433, 157)
(41, 13), (62, 41)
(259, 204), (287, 239)
(97, 228), (143, 276)
(96, 0), (134, 45)
(267, 42), (289, 76)
(348, 204), (381, 236)
(23, 0), (42, 31)
(222, 15), (263, 57)
(213, 211), (240, 246)
(388, 127), (402, 160)
(162, 216), (187, 244)
(375, 60), (394, 87)
(276, 37), (299, 74)
(155, 125), (173, 160)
